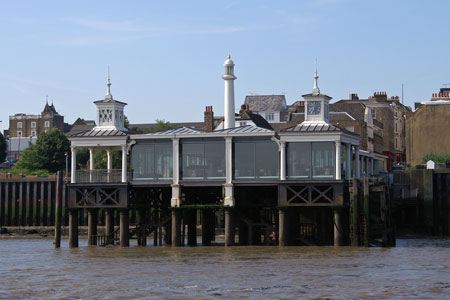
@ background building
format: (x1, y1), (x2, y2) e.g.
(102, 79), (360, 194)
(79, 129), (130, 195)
(406, 89), (450, 166)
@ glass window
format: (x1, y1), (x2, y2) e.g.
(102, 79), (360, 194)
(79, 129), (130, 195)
(312, 142), (335, 179)
(239, 121), (247, 127)
(17, 122), (22, 129)
(131, 141), (173, 180)
(234, 139), (278, 179)
(181, 140), (225, 180)
(31, 122), (36, 128)
(287, 143), (311, 179)
(17, 131), (22, 137)
(31, 130), (36, 137)
(265, 113), (274, 121)
(371, 109), (376, 119)
(45, 121), (50, 127)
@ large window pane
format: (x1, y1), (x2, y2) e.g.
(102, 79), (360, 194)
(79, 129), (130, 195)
(181, 140), (225, 180)
(312, 142), (335, 179)
(234, 139), (278, 179)
(204, 142), (225, 179)
(255, 140), (279, 178)
(131, 141), (173, 180)
(155, 143), (173, 179)
(234, 142), (254, 178)
(182, 143), (204, 179)
(287, 142), (311, 179)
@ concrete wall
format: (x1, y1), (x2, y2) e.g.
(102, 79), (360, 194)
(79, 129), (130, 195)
(406, 104), (450, 166)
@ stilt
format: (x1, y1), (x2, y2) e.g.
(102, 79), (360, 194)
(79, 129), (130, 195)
(171, 209), (182, 247)
(137, 209), (147, 246)
(54, 172), (63, 248)
(238, 218), (248, 245)
(88, 209), (98, 246)
(224, 207), (235, 246)
(279, 208), (288, 246)
(69, 209), (79, 248)
(120, 210), (130, 247)
(187, 209), (197, 247)
(105, 209), (114, 245)
(202, 209), (212, 246)
(334, 208), (344, 246)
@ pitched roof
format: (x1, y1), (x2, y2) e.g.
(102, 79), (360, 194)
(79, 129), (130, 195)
(68, 128), (129, 137)
(143, 127), (206, 136)
(129, 122), (205, 131)
(282, 122), (359, 136)
(216, 125), (273, 134)
(244, 95), (287, 112)
(238, 111), (273, 130)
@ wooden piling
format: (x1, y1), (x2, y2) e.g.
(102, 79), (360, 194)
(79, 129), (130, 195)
(171, 209), (182, 247)
(137, 209), (147, 246)
(105, 209), (114, 245)
(187, 209), (197, 247)
(120, 210), (130, 247)
(333, 207), (344, 246)
(18, 182), (23, 226)
(5, 183), (9, 226)
(40, 181), (45, 226)
(224, 208), (234, 246)
(26, 182), (30, 225)
(32, 182), (38, 226)
(278, 208), (288, 246)
(201, 209), (212, 246)
(350, 179), (359, 246)
(69, 209), (79, 248)
(88, 209), (98, 246)
(54, 172), (63, 248)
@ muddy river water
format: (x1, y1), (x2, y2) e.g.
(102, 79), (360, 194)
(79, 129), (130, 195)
(0, 238), (449, 299)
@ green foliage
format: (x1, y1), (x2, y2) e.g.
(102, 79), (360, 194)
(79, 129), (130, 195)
(131, 119), (178, 133)
(421, 152), (450, 164)
(0, 132), (7, 162)
(14, 128), (70, 173)
(8, 167), (50, 176)
(76, 148), (89, 167)
(93, 150), (122, 169)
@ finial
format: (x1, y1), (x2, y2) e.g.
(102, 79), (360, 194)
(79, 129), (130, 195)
(312, 59), (320, 95)
(106, 66), (113, 99)
(46, 94), (48, 105)
(227, 54), (231, 59)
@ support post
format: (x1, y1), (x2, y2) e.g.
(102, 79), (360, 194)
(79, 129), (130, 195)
(224, 207), (235, 246)
(335, 141), (341, 180)
(333, 207), (344, 246)
(105, 209), (114, 245)
(171, 209), (182, 247)
(202, 209), (213, 246)
(71, 146), (77, 183)
(346, 144), (352, 179)
(88, 209), (98, 246)
(121, 144), (127, 183)
(187, 209), (197, 247)
(350, 179), (359, 246)
(54, 171), (63, 248)
(106, 149), (113, 183)
(69, 209), (79, 248)
(137, 209), (147, 246)
(172, 138), (179, 185)
(280, 141), (286, 180)
(89, 148), (94, 183)
(355, 146), (360, 179)
(279, 208), (288, 246)
(120, 210), (129, 247)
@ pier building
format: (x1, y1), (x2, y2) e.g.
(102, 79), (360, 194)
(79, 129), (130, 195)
(66, 57), (391, 248)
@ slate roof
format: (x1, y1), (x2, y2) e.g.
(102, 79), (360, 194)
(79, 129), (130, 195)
(288, 112), (356, 123)
(144, 127), (206, 135)
(216, 125), (273, 134)
(68, 128), (129, 137)
(140, 125), (273, 136)
(130, 122), (205, 131)
(244, 95), (287, 112)
(282, 122), (359, 136)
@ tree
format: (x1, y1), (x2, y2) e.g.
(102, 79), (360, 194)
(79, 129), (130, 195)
(422, 152), (450, 164)
(131, 119), (178, 133)
(0, 132), (6, 163)
(15, 128), (71, 173)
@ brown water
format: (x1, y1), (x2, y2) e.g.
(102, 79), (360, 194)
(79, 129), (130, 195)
(0, 238), (449, 299)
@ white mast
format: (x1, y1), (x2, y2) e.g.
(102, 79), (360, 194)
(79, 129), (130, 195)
(222, 55), (236, 129)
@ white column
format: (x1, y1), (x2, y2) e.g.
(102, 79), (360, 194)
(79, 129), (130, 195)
(121, 144), (127, 183)
(224, 137), (234, 206)
(71, 146), (77, 183)
(172, 138), (179, 185)
(224, 80), (235, 129)
(355, 146), (360, 178)
(89, 148), (94, 183)
(335, 141), (341, 180)
(106, 150), (113, 170)
(346, 144), (352, 179)
(171, 138), (181, 207)
(280, 141), (286, 180)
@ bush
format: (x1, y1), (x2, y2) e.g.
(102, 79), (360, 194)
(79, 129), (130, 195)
(421, 152), (450, 164)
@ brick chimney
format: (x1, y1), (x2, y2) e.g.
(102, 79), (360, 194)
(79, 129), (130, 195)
(204, 106), (214, 131)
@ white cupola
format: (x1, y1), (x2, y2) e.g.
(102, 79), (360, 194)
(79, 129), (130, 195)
(302, 62), (332, 124)
(94, 70), (128, 131)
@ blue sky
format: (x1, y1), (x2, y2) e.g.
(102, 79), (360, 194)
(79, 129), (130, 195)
(1, 0), (449, 132)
